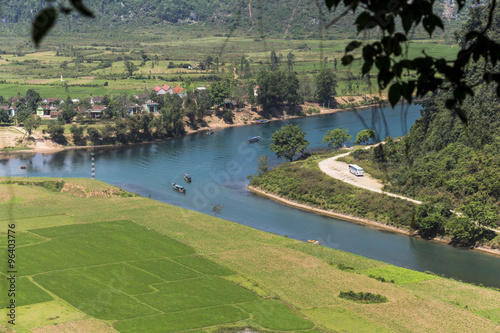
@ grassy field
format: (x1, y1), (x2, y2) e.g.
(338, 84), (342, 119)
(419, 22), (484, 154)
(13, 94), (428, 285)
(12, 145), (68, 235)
(0, 178), (499, 332)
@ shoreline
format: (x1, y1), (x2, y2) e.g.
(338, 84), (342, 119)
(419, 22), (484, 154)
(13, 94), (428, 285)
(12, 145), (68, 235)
(0, 99), (388, 157)
(247, 185), (500, 258)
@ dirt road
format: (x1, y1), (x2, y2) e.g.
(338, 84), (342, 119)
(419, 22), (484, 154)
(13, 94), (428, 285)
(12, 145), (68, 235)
(318, 149), (423, 205)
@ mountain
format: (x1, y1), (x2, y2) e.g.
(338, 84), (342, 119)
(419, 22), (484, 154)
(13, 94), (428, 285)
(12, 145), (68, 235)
(0, 0), (469, 39)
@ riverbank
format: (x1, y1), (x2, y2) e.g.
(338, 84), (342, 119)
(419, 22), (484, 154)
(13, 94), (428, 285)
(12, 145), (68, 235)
(0, 96), (387, 156)
(248, 186), (500, 258)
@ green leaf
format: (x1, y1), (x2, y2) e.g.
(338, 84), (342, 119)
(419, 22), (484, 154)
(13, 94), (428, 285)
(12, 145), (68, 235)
(453, 107), (468, 124)
(388, 83), (401, 107)
(346, 41), (362, 53)
(355, 11), (372, 32)
(445, 99), (457, 109)
(32, 8), (58, 48)
(70, 0), (94, 17)
(341, 55), (354, 66)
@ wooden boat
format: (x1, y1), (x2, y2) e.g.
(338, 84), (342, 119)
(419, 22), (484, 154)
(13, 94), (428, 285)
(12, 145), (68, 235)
(172, 183), (186, 193)
(184, 173), (192, 182)
(248, 136), (260, 143)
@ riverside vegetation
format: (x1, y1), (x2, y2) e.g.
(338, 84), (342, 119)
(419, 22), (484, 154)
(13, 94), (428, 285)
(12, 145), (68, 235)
(334, 8), (500, 248)
(1, 178), (499, 332)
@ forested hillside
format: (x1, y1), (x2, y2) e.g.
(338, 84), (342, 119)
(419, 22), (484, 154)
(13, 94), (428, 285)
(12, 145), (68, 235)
(349, 5), (500, 246)
(0, 0), (469, 39)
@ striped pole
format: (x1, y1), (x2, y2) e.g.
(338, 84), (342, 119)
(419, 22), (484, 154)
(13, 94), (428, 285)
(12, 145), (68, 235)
(91, 150), (95, 180)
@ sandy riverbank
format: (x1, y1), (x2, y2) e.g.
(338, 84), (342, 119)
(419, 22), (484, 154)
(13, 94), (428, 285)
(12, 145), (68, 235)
(0, 96), (386, 156)
(248, 185), (500, 258)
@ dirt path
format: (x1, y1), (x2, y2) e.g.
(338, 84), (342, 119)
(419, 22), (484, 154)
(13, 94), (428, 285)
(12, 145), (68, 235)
(318, 146), (423, 205)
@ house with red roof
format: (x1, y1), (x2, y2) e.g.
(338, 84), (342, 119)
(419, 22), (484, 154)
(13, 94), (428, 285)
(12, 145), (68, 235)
(174, 86), (184, 94)
(154, 84), (175, 95)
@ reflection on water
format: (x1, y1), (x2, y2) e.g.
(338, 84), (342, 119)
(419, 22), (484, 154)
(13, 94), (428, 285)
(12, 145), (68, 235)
(1, 104), (500, 288)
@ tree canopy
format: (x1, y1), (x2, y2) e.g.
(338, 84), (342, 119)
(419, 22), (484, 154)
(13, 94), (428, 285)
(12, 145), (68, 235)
(315, 68), (337, 105)
(270, 124), (309, 162)
(323, 126), (351, 149)
(355, 129), (375, 145)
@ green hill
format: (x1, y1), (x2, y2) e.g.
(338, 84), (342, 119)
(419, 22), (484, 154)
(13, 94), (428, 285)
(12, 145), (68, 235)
(0, 0), (470, 39)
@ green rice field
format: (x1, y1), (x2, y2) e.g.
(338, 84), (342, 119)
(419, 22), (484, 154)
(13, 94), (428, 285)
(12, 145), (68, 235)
(1, 178), (499, 332)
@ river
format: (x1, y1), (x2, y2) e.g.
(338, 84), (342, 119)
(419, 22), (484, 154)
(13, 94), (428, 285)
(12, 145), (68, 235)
(2, 103), (500, 288)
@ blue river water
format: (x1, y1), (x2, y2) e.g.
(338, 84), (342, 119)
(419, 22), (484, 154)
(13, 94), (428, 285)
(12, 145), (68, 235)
(2, 103), (500, 288)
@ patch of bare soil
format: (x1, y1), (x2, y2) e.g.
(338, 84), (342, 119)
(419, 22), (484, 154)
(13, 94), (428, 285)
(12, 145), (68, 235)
(32, 318), (117, 333)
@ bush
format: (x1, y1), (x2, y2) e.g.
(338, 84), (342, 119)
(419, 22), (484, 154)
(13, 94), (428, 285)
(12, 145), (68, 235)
(0, 180), (64, 192)
(339, 291), (388, 304)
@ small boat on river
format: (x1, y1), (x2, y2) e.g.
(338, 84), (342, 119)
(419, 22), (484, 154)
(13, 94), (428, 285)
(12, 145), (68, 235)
(252, 119), (269, 124)
(248, 136), (260, 143)
(206, 130), (214, 135)
(308, 239), (322, 245)
(184, 173), (192, 182)
(172, 183), (186, 193)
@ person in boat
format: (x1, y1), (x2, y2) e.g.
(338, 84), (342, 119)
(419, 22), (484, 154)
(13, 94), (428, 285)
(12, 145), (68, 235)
(184, 173), (192, 182)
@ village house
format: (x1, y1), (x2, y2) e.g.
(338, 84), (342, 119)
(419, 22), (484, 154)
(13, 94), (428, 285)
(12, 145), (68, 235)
(90, 96), (105, 105)
(134, 94), (149, 101)
(143, 100), (159, 113)
(85, 105), (106, 119)
(42, 97), (64, 105)
(0, 105), (16, 117)
(36, 105), (60, 117)
(126, 103), (142, 116)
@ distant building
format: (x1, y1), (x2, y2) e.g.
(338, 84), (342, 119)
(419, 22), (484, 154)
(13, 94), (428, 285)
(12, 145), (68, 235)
(143, 100), (159, 113)
(85, 105), (106, 119)
(126, 103), (141, 116)
(90, 96), (105, 104)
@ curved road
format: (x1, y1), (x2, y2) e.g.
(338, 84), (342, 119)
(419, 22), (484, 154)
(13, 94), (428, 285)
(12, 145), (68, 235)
(318, 147), (423, 205)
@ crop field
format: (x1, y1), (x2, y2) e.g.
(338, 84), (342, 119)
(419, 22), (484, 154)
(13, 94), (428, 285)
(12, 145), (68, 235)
(1, 179), (499, 332)
(0, 35), (460, 100)
(0, 205), (314, 331)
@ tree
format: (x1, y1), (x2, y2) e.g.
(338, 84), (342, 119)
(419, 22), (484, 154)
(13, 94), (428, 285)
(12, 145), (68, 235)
(323, 126), (351, 149)
(25, 89), (41, 111)
(86, 127), (102, 145)
(61, 104), (76, 124)
(0, 109), (9, 123)
(355, 129), (375, 145)
(209, 81), (230, 107)
(315, 68), (337, 105)
(256, 70), (300, 111)
(256, 155), (269, 176)
(101, 124), (116, 144)
(70, 125), (86, 146)
(287, 52), (296, 72)
(124, 60), (138, 77)
(270, 124), (309, 162)
(47, 124), (66, 144)
(270, 50), (279, 71)
(23, 115), (41, 136)
(212, 204), (224, 217)
(205, 55), (213, 71)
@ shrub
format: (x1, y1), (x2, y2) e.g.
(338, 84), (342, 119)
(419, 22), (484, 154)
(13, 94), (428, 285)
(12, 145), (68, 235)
(339, 291), (388, 304)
